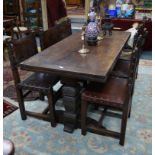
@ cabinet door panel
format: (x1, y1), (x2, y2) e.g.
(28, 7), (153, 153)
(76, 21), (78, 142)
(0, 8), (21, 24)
(3, 0), (19, 16)
(22, 0), (43, 29)
(66, 0), (81, 5)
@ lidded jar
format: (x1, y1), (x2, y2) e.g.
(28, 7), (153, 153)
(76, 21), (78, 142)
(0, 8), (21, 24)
(85, 21), (99, 46)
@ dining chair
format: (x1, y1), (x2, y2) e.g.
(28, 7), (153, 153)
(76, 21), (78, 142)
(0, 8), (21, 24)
(4, 15), (32, 39)
(110, 35), (143, 119)
(120, 32), (139, 60)
(112, 35), (143, 88)
(39, 27), (61, 50)
(13, 17), (31, 39)
(134, 30), (148, 78)
(81, 76), (131, 146)
(39, 18), (72, 50)
(120, 25), (148, 63)
(110, 60), (134, 119)
(55, 18), (72, 40)
(137, 23), (145, 36)
(6, 34), (61, 127)
(3, 17), (15, 36)
(138, 28), (148, 56)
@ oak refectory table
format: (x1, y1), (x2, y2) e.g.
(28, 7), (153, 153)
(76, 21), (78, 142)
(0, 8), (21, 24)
(20, 31), (130, 133)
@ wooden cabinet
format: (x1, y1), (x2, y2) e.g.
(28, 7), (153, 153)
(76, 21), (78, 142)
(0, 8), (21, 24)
(66, 0), (81, 5)
(3, 0), (20, 16)
(21, 0), (43, 30)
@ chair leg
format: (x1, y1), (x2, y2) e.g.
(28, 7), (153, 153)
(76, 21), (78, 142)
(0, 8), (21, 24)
(47, 90), (56, 127)
(135, 66), (139, 79)
(14, 32), (19, 39)
(39, 92), (45, 101)
(81, 100), (88, 135)
(135, 58), (140, 79)
(128, 105), (131, 118)
(16, 88), (27, 120)
(119, 107), (128, 146)
(129, 76), (135, 97)
(128, 95), (132, 118)
(127, 84), (133, 118)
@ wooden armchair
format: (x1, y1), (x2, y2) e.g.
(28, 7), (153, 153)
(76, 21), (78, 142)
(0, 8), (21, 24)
(6, 34), (61, 127)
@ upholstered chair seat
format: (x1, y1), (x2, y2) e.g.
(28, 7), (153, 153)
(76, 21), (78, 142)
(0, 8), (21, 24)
(13, 26), (28, 32)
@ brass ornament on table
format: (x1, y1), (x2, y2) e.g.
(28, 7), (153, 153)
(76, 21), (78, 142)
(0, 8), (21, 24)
(78, 26), (90, 54)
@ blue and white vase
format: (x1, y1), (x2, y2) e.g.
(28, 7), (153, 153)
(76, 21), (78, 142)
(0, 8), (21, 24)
(85, 21), (99, 45)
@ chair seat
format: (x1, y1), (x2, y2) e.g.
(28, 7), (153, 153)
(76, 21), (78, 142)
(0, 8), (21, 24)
(18, 73), (59, 92)
(82, 77), (128, 108)
(120, 50), (134, 61)
(13, 26), (28, 32)
(120, 53), (132, 61)
(111, 59), (131, 78)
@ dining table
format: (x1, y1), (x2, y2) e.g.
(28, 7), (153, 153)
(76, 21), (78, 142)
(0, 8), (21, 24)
(20, 31), (130, 133)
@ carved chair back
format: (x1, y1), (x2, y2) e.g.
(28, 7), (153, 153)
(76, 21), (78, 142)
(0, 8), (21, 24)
(131, 34), (142, 58)
(7, 34), (38, 86)
(39, 27), (61, 50)
(141, 29), (148, 48)
(137, 23), (145, 36)
(132, 32), (139, 49)
(40, 18), (72, 50)
(55, 18), (72, 40)
(136, 35), (143, 49)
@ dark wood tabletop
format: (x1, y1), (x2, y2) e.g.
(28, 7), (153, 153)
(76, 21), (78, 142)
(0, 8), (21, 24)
(20, 31), (130, 83)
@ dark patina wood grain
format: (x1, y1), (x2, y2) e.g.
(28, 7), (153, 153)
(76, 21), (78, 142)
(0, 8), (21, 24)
(20, 31), (130, 83)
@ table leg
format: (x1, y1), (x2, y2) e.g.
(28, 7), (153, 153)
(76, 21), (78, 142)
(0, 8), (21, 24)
(63, 97), (80, 133)
(61, 79), (82, 133)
